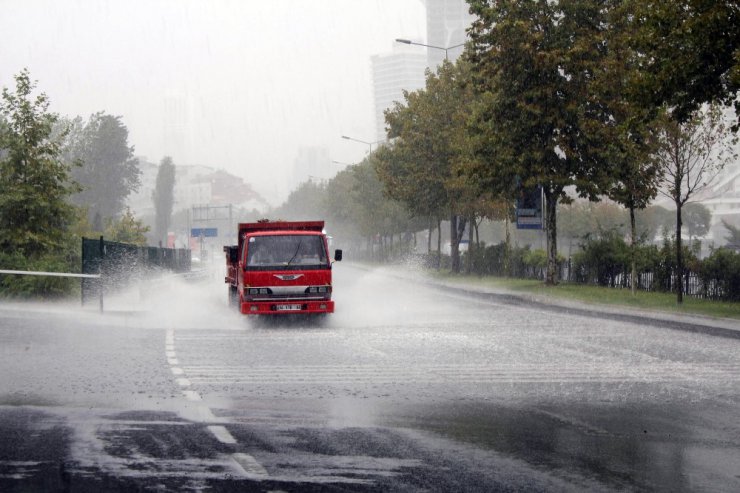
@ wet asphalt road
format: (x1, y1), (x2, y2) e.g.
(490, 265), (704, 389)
(1, 264), (739, 492)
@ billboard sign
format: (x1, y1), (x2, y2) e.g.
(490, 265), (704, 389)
(190, 227), (218, 238)
(516, 185), (543, 230)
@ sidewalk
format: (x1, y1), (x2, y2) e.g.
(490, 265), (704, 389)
(373, 264), (740, 340)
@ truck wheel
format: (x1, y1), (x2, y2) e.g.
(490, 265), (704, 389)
(228, 286), (239, 308)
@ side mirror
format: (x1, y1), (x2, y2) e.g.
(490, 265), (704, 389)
(334, 249), (343, 262)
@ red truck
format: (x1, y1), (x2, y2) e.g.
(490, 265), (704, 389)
(224, 220), (342, 315)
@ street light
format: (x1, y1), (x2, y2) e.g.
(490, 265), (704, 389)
(395, 38), (465, 61)
(332, 160), (355, 167)
(340, 135), (384, 154)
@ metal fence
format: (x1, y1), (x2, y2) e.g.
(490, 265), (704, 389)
(81, 236), (191, 306)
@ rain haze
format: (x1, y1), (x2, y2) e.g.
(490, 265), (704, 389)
(1, 0), (426, 203)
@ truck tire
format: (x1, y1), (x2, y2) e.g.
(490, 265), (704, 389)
(228, 285), (239, 308)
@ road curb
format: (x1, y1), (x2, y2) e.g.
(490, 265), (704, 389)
(354, 264), (740, 340)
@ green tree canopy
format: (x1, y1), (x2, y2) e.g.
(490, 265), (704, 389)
(627, 0), (740, 126)
(153, 156), (176, 246)
(105, 207), (149, 246)
(64, 112), (141, 227)
(0, 69), (77, 258)
(466, 0), (614, 283)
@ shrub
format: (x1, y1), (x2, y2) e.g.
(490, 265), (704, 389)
(572, 231), (630, 286)
(699, 248), (740, 301)
(0, 251), (77, 298)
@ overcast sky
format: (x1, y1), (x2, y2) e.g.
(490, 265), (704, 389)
(1, 0), (427, 203)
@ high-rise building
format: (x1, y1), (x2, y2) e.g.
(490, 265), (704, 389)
(371, 46), (427, 141)
(370, 0), (475, 141)
(425, 0), (475, 68)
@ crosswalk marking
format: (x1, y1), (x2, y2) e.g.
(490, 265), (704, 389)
(173, 362), (740, 385)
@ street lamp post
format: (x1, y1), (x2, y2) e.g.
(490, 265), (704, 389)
(395, 38), (465, 61)
(341, 135), (384, 154)
(396, 38), (466, 270)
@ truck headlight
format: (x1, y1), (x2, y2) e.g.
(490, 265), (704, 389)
(306, 286), (331, 294)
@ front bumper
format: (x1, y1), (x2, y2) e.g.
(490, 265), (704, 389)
(240, 299), (334, 315)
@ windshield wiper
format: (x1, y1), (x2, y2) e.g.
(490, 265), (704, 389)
(287, 241), (302, 266)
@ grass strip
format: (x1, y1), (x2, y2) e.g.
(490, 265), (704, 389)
(428, 272), (740, 320)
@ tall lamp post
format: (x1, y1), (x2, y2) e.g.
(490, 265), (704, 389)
(341, 135), (383, 154)
(395, 38), (465, 62)
(396, 38), (466, 270)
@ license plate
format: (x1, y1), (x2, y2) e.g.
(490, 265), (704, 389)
(275, 304), (302, 311)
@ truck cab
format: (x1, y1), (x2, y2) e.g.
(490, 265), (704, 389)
(224, 221), (341, 315)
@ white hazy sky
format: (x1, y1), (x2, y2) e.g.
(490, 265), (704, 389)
(1, 0), (427, 204)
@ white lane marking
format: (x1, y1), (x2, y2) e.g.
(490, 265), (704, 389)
(208, 425), (237, 444)
(182, 390), (202, 401)
(232, 453), (269, 478)
(197, 406), (217, 422)
(169, 327), (265, 478)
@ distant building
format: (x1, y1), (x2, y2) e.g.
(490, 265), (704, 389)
(424, 0), (475, 68)
(369, 0), (475, 141)
(697, 162), (740, 248)
(371, 46), (427, 141)
(126, 158), (268, 219)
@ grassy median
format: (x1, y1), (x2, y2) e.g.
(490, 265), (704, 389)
(428, 273), (740, 321)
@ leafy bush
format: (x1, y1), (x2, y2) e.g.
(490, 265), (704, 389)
(698, 248), (740, 301)
(572, 231), (630, 286)
(0, 251), (78, 298)
(651, 237), (699, 293)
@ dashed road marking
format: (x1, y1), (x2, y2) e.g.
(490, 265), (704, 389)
(208, 425), (237, 444)
(232, 453), (269, 478)
(182, 390), (202, 401)
(167, 328), (269, 480)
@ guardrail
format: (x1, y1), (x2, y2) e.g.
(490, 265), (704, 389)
(0, 269), (105, 311)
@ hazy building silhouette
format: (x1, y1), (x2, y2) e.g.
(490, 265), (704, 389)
(371, 46), (427, 141)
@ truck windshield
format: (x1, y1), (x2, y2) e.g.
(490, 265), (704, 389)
(245, 235), (328, 270)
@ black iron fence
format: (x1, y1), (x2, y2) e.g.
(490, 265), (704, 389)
(81, 236), (191, 305)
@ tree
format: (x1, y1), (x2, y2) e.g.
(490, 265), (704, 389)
(683, 202), (712, 244)
(585, 1), (664, 295)
(105, 207), (149, 246)
(655, 105), (737, 302)
(64, 112), (141, 225)
(271, 179), (328, 220)
(634, 205), (673, 242)
(722, 219), (740, 251)
(0, 69), (77, 259)
(628, 0), (740, 127)
(466, 0), (612, 284)
(379, 60), (476, 272)
(153, 156), (176, 246)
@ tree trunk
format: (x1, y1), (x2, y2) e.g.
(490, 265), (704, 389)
(437, 218), (442, 270)
(450, 215), (460, 273)
(544, 189), (558, 285)
(630, 205), (637, 296)
(466, 215), (474, 274)
(449, 214), (467, 273)
(427, 217), (433, 254)
(676, 201), (684, 304)
(504, 214), (511, 277)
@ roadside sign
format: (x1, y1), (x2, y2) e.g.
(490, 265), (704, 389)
(191, 227), (218, 237)
(516, 185), (543, 230)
